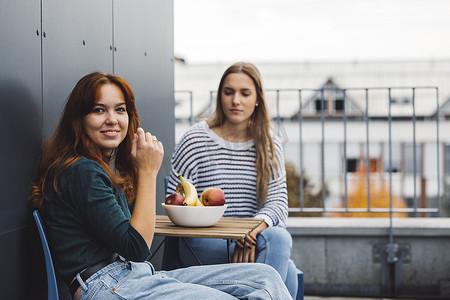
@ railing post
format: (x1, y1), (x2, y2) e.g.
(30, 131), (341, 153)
(321, 88), (326, 209)
(176, 86), (441, 216)
(299, 90), (304, 209)
(189, 91), (194, 126)
(343, 89), (348, 210)
(365, 89), (371, 211)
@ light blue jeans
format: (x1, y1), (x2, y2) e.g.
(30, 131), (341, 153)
(162, 226), (298, 298)
(76, 259), (292, 299)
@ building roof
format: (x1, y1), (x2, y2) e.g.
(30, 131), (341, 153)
(174, 59), (450, 120)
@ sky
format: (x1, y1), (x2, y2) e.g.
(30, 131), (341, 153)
(174, 0), (450, 64)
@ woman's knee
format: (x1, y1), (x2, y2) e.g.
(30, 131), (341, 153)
(258, 227), (292, 248)
(250, 262), (280, 276)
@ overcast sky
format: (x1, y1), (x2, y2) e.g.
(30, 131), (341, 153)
(174, 0), (450, 64)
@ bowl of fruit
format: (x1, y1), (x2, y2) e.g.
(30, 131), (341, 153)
(162, 175), (227, 227)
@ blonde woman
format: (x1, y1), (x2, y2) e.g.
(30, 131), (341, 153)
(165, 62), (299, 298)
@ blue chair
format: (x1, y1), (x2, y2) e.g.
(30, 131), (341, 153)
(33, 209), (59, 300)
(164, 176), (169, 195)
(296, 268), (304, 300)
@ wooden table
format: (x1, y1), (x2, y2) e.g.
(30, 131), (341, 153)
(152, 215), (264, 264)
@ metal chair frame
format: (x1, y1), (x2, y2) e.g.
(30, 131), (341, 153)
(33, 209), (59, 300)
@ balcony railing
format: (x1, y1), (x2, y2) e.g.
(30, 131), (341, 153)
(174, 86), (444, 217)
(175, 86), (450, 299)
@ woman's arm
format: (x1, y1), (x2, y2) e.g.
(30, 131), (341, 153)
(129, 127), (164, 248)
(232, 221), (268, 263)
(232, 138), (288, 263)
(254, 138), (288, 228)
(166, 126), (204, 196)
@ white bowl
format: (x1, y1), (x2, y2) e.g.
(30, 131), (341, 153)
(161, 203), (227, 227)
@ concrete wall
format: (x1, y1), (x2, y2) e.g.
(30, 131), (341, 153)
(288, 217), (450, 299)
(0, 1), (174, 299)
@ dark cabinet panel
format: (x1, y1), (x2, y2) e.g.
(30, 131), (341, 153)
(113, 0), (175, 140)
(113, 1), (174, 269)
(0, 2), (43, 298)
(0, 0), (175, 296)
(113, 0), (175, 189)
(0, 0), (42, 225)
(42, 0), (114, 138)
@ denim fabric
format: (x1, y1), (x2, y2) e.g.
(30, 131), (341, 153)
(162, 226), (298, 299)
(78, 260), (292, 299)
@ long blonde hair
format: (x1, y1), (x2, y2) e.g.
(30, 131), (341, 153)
(207, 62), (280, 205)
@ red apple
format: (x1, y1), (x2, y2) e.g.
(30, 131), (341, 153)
(165, 193), (185, 205)
(200, 188), (226, 206)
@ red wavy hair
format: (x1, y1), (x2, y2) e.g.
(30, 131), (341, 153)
(28, 72), (140, 211)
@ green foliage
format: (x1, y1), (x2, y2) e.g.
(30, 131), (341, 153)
(285, 161), (326, 217)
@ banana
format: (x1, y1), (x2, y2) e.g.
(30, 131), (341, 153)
(176, 183), (184, 197)
(178, 174), (198, 206)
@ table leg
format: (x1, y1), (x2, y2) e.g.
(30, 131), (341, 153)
(148, 237), (166, 261)
(182, 237), (202, 266)
(242, 236), (247, 262)
(227, 239), (231, 263)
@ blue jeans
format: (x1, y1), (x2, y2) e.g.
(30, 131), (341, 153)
(76, 259), (292, 299)
(162, 226), (298, 298)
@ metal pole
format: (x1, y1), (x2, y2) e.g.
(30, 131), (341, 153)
(436, 87), (441, 214)
(209, 91), (214, 115)
(343, 89), (348, 210)
(412, 88), (417, 216)
(388, 88), (393, 245)
(299, 90), (304, 209)
(365, 89), (371, 211)
(276, 90), (281, 135)
(321, 89), (326, 210)
(189, 91), (194, 126)
(387, 88), (398, 265)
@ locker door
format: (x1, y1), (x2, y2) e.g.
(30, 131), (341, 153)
(113, 0), (175, 139)
(42, 0), (114, 138)
(0, 2), (42, 299)
(113, 0), (174, 270)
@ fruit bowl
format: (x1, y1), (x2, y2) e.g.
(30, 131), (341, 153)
(161, 203), (227, 227)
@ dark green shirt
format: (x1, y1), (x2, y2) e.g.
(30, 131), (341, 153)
(44, 157), (150, 285)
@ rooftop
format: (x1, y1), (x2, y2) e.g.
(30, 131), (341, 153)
(174, 59), (450, 120)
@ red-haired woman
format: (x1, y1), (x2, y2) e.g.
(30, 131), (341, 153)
(29, 72), (291, 300)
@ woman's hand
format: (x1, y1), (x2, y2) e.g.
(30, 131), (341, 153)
(131, 127), (164, 175)
(232, 231), (256, 263)
(232, 221), (268, 263)
(129, 127), (164, 248)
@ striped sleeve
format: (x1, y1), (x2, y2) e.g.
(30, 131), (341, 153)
(168, 123), (288, 228)
(255, 136), (288, 227)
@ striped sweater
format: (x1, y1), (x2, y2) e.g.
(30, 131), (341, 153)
(167, 121), (288, 228)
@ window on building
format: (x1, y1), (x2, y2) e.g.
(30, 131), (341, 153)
(346, 158), (358, 173)
(315, 98), (325, 113)
(334, 99), (344, 112)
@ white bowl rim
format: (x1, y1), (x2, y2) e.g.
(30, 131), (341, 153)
(161, 203), (227, 227)
(161, 203), (227, 208)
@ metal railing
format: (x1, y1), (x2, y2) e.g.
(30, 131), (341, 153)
(175, 87), (446, 298)
(174, 86), (443, 216)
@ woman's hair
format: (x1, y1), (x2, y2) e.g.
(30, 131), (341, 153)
(28, 72), (140, 211)
(207, 62), (280, 205)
